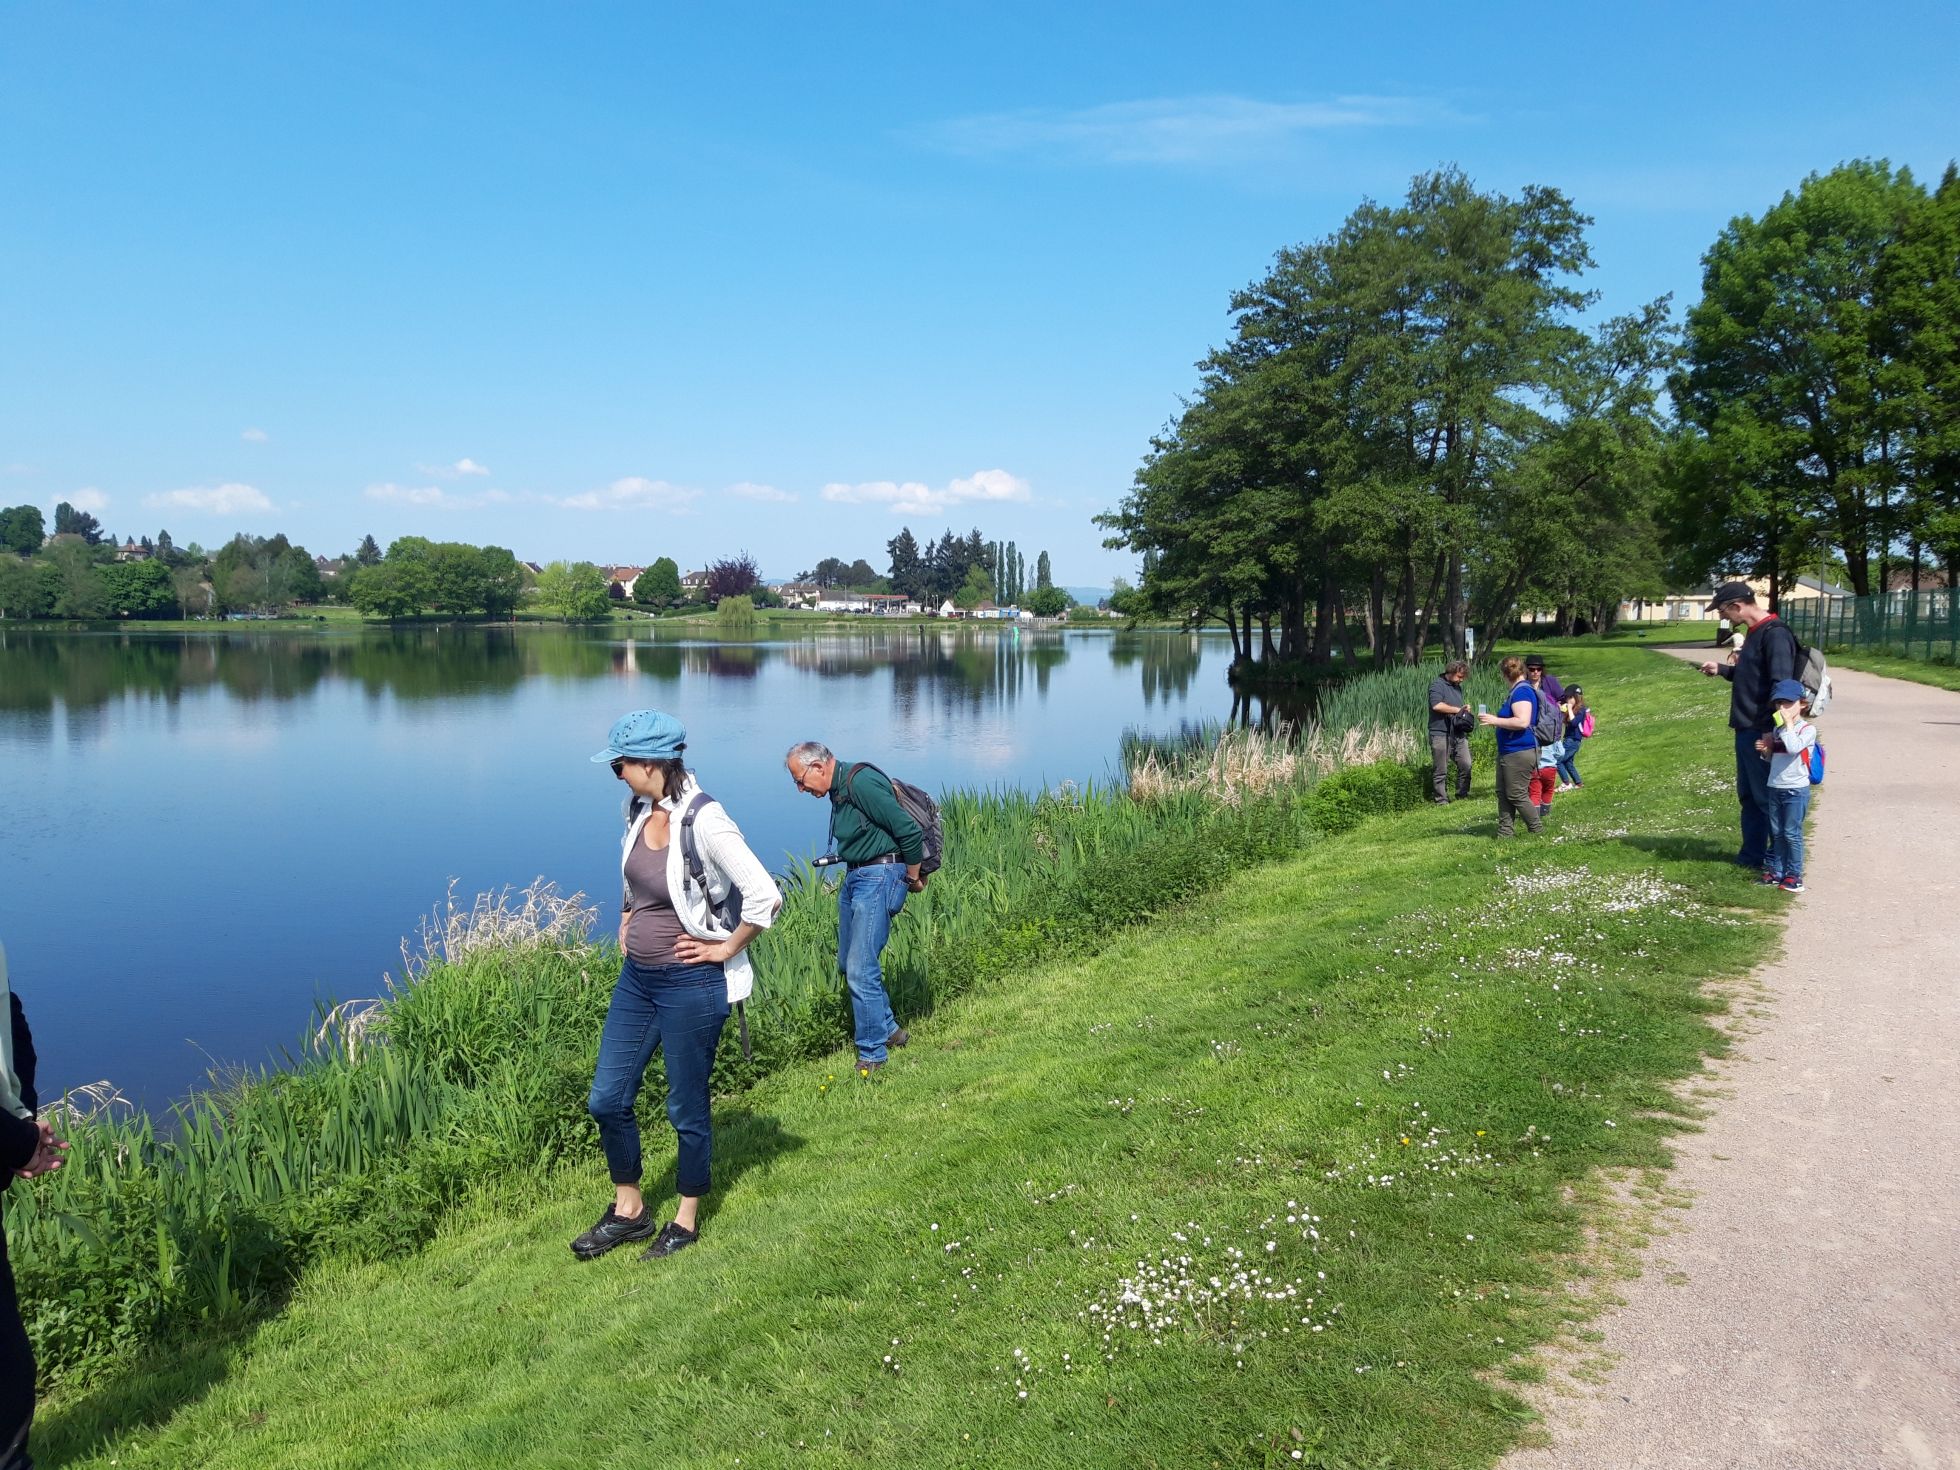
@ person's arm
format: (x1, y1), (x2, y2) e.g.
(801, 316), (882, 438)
(672, 807), (785, 965)
(1480, 694), (1534, 731)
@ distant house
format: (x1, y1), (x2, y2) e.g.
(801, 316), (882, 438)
(681, 569), (710, 593)
(522, 561), (545, 576)
(774, 581), (822, 608)
(864, 593), (915, 615)
(937, 599), (958, 618)
(604, 565), (643, 600)
(969, 601), (1008, 620)
(313, 555), (346, 579)
(816, 593), (872, 613)
(115, 538), (151, 563)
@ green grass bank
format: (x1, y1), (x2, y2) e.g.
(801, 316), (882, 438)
(25, 646), (1785, 1469)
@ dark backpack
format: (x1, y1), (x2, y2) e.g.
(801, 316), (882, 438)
(1532, 688), (1566, 746)
(842, 763), (944, 877)
(678, 792), (753, 1059)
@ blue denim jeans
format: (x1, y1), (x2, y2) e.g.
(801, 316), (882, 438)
(1555, 731), (1584, 785)
(1733, 728), (1772, 867)
(838, 863), (909, 1064)
(588, 958), (727, 1196)
(1766, 786), (1810, 881)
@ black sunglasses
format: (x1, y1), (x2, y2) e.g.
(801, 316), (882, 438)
(610, 758), (627, 778)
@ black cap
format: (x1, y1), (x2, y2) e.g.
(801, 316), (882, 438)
(1524, 653), (1546, 669)
(1705, 580), (1756, 611)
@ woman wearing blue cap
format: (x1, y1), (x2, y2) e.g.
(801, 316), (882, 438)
(572, 710), (781, 1262)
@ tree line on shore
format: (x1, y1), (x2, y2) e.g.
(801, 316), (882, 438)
(0, 509), (1078, 623)
(1098, 159), (1960, 669)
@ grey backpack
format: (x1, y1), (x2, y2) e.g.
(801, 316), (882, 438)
(1532, 690), (1566, 746)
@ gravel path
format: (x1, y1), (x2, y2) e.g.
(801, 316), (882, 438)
(1504, 655), (1960, 1470)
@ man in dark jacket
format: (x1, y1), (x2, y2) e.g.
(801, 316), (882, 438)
(3, 947), (63, 1470)
(1698, 581), (1801, 870)
(786, 742), (925, 1075)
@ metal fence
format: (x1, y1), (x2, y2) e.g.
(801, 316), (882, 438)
(1782, 588), (1960, 661)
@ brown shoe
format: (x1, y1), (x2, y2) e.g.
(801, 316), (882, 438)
(887, 1028), (909, 1048)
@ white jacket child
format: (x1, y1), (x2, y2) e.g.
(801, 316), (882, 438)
(1766, 712), (1818, 790)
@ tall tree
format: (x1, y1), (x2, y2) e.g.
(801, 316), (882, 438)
(886, 527), (923, 599)
(1035, 550), (1052, 590)
(355, 533), (383, 566)
(53, 500), (104, 544)
(637, 556), (682, 607)
(1674, 160), (1930, 598)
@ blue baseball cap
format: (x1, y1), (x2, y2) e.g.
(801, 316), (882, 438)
(592, 709), (687, 763)
(1770, 679), (1808, 704)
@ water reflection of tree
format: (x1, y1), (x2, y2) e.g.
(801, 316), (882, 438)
(885, 627), (1071, 721)
(1135, 634), (1202, 706)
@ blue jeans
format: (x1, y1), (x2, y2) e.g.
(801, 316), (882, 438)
(1766, 786), (1810, 881)
(1555, 731), (1584, 785)
(1733, 728), (1772, 867)
(838, 864), (908, 1063)
(588, 958), (728, 1196)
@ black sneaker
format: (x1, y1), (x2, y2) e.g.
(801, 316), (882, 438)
(887, 1027), (909, 1048)
(570, 1204), (659, 1261)
(639, 1221), (698, 1260)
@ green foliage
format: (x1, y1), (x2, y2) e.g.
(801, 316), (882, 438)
(715, 594), (757, 627)
(952, 562), (994, 610)
(1672, 160), (1960, 596)
(1026, 584), (1068, 617)
(1099, 167), (1669, 666)
(1298, 759), (1425, 833)
(100, 558), (175, 619)
(54, 500), (104, 544)
(635, 556), (682, 608)
(533, 561), (612, 621)
(0, 503), (44, 555)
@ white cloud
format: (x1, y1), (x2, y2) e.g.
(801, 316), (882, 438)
(240, 427), (270, 443)
(728, 481), (797, 504)
(553, 477), (702, 512)
(414, 457), (493, 479)
(364, 482), (512, 510)
(927, 94), (1453, 166)
(821, 468), (1031, 515)
(144, 482), (273, 514)
(67, 487), (111, 512)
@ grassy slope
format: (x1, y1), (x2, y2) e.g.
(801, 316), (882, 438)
(40, 648), (1780, 1470)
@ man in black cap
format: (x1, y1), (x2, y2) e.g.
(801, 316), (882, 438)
(1697, 580), (1801, 869)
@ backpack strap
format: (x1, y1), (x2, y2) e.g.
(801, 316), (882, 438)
(679, 791), (716, 899)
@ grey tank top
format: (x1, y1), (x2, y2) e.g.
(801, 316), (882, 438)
(624, 834), (688, 965)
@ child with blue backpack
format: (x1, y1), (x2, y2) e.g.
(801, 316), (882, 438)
(1755, 678), (1818, 894)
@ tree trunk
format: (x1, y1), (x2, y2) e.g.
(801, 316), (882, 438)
(1334, 587), (1360, 666)
(1443, 548), (1465, 658)
(1259, 614), (1277, 663)
(1409, 550), (1448, 665)
(1312, 571), (1334, 665)
(1370, 566), (1388, 668)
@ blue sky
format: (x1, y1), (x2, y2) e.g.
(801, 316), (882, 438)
(2, 2), (1954, 586)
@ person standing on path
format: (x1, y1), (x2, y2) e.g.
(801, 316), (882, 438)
(572, 711), (781, 1264)
(1479, 655), (1543, 837)
(1697, 580), (1800, 870)
(785, 741), (925, 1076)
(1756, 678), (1818, 894)
(1427, 660), (1474, 804)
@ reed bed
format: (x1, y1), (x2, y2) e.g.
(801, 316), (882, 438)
(8, 677), (1437, 1384)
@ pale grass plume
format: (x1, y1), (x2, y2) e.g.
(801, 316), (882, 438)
(1127, 721), (1418, 805)
(402, 877), (597, 979)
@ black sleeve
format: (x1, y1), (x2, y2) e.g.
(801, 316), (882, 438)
(1764, 622), (1800, 685)
(11, 993), (37, 1115)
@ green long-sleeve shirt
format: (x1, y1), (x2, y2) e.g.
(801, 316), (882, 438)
(828, 759), (924, 864)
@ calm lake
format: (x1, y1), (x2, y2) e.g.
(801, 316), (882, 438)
(0, 622), (1248, 1106)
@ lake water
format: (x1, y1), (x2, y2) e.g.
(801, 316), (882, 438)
(0, 623), (1244, 1106)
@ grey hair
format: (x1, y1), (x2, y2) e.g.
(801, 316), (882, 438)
(785, 740), (832, 769)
